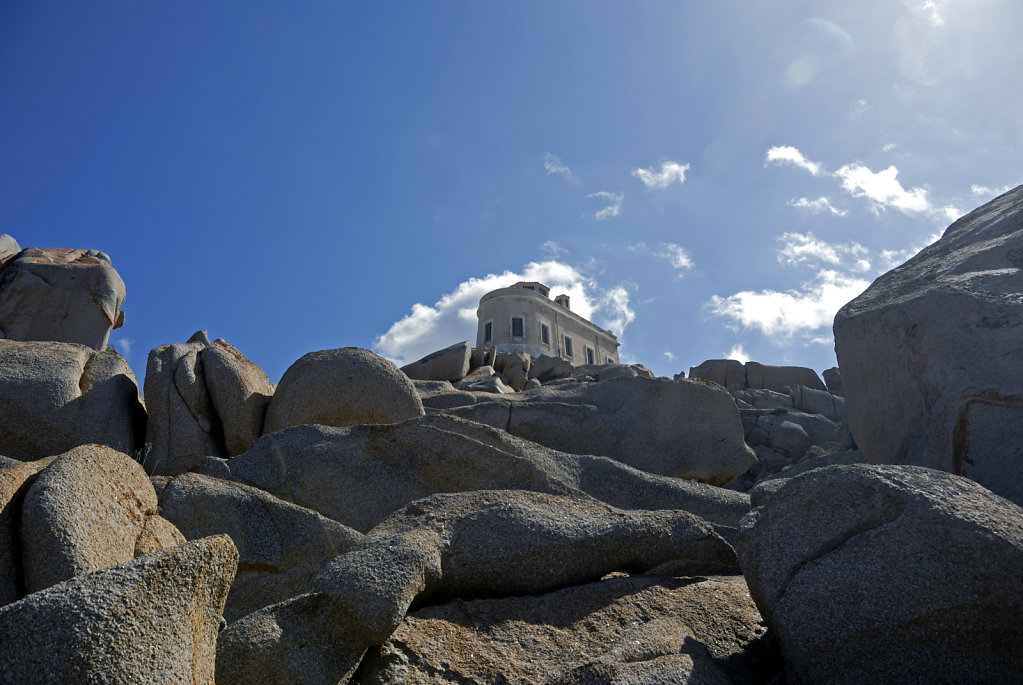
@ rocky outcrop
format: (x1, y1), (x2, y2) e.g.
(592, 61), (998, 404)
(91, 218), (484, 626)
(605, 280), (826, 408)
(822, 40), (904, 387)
(0, 340), (144, 460)
(443, 376), (757, 485)
(158, 472), (362, 620)
(144, 332), (273, 475)
(20, 445), (184, 593)
(0, 535), (237, 684)
(736, 464), (1023, 684)
(220, 490), (735, 683)
(200, 338), (274, 457)
(0, 457), (56, 604)
(263, 347), (424, 435)
(835, 184), (1023, 507)
(400, 340), (471, 382)
(690, 359), (826, 393)
(357, 573), (777, 684)
(528, 353), (573, 382)
(0, 244), (125, 350)
(199, 414), (751, 534)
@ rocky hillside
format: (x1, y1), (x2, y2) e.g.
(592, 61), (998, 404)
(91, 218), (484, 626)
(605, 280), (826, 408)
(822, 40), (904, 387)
(0, 186), (1021, 684)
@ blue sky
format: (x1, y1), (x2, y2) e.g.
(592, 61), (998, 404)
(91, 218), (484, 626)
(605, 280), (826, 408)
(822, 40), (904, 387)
(2, 2), (1021, 384)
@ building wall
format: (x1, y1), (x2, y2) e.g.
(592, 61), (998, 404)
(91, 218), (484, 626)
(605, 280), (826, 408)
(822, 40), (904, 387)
(476, 282), (620, 365)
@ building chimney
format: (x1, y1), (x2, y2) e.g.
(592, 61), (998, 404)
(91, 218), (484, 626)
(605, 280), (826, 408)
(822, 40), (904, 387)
(555, 294), (570, 309)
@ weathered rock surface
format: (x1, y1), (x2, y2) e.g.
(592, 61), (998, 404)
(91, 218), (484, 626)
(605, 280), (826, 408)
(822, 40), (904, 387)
(216, 591), (368, 685)
(263, 347), (424, 435)
(789, 384), (845, 422)
(158, 472), (362, 620)
(0, 245), (125, 350)
(443, 377), (756, 485)
(690, 359), (826, 393)
(0, 457), (56, 604)
(0, 235), (19, 260)
(20, 445), (184, 593)
(144, 333), (225, 475)
(528, 353), (573, 382)
(736, 464), (1023, 684)
(822, 366), (843, 395)
(400, 340), (471, 382)
(495, 349), (530, 391)
(0, 340), (144, 460)
(199, 414), (750, 534)
(357, 573), (777, 684)
(835, 184), (1023, 506)
(0, 535), (237, 684)
(199, 338), (274, 456)
(315, 490), (736, 647)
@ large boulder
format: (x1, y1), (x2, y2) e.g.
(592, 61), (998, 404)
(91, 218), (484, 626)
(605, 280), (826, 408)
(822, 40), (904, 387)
(0, 535), (238, 684)
(20, 445), (184, 593)
(143, 333), (226, 475)
(199, 338), (274, 456)
(314, 490), (736, 647)
(443, 377), (757, 485)
(219, 490), (735, 683)
(744, 361), (825, 393)
(834, 184), (1023, 506)
(144, 332), (273, 475)
(158, 472), (362, 620)
(0, 245), (125, 350)
(357, 574), (775, 684)
(689, 359), (746, 390)
(0, 340), (144, 460)
(199, 414), (750, 534)
(263, 347), (424, 435)
(736, 464), (1023, 684)
(399, 341), (471, 382)
(0, 457), (56, 605)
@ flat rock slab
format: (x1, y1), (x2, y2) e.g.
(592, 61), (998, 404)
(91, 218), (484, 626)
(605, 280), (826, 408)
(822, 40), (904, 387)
(442, 376), (756, 485)
(356, 574), (778, 684)
(0, 535), (237, 684)
(736, 464), (1023, 684)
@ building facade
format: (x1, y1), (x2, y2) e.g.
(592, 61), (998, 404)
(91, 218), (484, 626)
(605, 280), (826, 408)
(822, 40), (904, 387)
(475, 281), (620, 365)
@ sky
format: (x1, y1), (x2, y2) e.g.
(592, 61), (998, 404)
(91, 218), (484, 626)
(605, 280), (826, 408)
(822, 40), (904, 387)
(2, 1), (1022, 385)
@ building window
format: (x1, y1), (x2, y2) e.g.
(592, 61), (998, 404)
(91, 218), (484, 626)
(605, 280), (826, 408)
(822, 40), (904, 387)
(511, 316), (524, 337)
(563, 335), (574, 358)
(484, 321), (492, 342)
(540, 323), (550, 345)
(586, 347), (595, 365)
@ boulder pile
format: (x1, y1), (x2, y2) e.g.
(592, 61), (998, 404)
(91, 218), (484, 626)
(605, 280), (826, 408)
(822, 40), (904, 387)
(1, 189), (1022, 685)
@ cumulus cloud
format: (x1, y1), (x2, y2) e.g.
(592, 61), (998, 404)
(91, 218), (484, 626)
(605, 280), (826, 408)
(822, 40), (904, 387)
(543, 152), (579, 184)
(707, 270), (870, 339)
(373, 261), (635, 365)
(787, 196), (847, 216)
(726, 343), (750, 364)
(833, 163), (931, 214)
(632, 161), (690, 189)
(765, 146), (823, 175)
(663, 351), (677, 362)
(114, 337), (133, 356)
(588, 191), (623, 220)
(777, 232), (870, 272)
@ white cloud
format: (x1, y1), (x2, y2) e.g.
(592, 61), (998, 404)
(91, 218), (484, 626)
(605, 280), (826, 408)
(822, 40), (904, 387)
(707, 269), (870, 340)
(588, 191), (623, 220)
(833, 163), (931, 214)
(663, 351), (677, 362)
(542, 240), (567, 257)
(882, 142), (897, 152)
(114, 337), (133, 356)
(777, 232), (870, 272)
(632, 161), (690, 189)
(373, 261), (634, 366)
(726, 344), (750, 364)
(970, 183), (1012, 198)
(543, 152), (579, 184)
(765, 146), (823, 176)
(787, 196), (847, 216)
(655, 243), (694, 273)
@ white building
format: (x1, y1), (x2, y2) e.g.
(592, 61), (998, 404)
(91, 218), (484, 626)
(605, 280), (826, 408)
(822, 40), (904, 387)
(475, 281), (620, 365)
